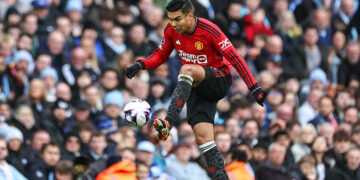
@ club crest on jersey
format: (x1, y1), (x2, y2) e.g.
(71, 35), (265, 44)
(195, 41), (204, 50)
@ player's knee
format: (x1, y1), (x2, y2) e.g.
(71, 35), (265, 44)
(179, 64), (198, 76)
(195, 133), (213, 145)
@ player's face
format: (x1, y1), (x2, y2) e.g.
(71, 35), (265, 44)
(168, 10), (192, 33)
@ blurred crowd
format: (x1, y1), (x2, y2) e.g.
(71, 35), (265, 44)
(0, 0), (359, 179)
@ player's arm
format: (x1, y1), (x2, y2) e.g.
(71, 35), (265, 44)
(125, 24), (175, 78)
(209, 23), (267, 105)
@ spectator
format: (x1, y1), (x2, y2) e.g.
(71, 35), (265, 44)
(311, 136), (329, 180)
(54, 160), (75, 180)
(288, 24), (329, 81)
(95, 157), (137, 180)
(0, 137), (27, 180)
(60, 47), (98, 87)
(61, 132), (83, 161)
(298, 89), (323, 126)
(55, 82), (72, 102)
(165, 139), (210, 180)
(0, 56), (15, 103)
(215, 130), (232, 156)
(342, 105), (359, 125)
(256, 143), (292, 180)
(337, 41), (360, 87)
(31, 129), (51, 152)
(332, 0), (356, 32)
(226, 149), (255, 180)
(225, 117), (242, 143)
(125, 23), (157, 57)
(43, 31), (66, 69)
(314, 8), (332, 45)
(241, 119), (260, 147)
(254, 35), (284, 73)
(318, 122), (335, 148)
(40, 67), (58, 102)
(309, 96), (338, 131)
(84, 131), (108, 163)
(325, 147), (360, 180)
(26, 142), (61, 180)
(10, 104), (38, 144)
(84, 85), (103, 117)
(103, 26), (127, 62)
(323, 130), (352, 169)
(291, 124), (317, 163)
(20, 12), (39, 56)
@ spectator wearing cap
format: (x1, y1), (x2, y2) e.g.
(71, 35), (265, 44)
(94, 114), (118, 155)
(42, 98), (71, 144)
(256, 143), (293, 180)
(300, 68), (327, 99)
(165, 138), (210, 180)
(40, 67), (58, 102)
(0, 137), (27, 180)
(32, 0), (57, 41)
(137, 141), (171, 179)
(66, 0), (83, 38)
(70, 100), (91, 124)
(3, 126), (31, 175)
(9, 50), (33, 99)
(102, 90), (126, 127)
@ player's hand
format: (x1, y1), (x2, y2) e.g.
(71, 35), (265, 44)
(250, 83), (268, 106)
(125, 62), (143, 79)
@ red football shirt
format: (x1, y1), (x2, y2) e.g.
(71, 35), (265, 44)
(141, 17), (257, 89)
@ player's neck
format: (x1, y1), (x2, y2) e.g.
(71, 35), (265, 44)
(184, 16), (196, 34)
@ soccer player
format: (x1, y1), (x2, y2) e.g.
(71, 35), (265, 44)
(125, 0), (267, 179)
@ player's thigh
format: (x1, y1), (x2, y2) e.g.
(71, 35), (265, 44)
(195, 66), (231, 101)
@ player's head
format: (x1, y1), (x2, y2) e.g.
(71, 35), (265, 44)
(166, 0), (195, 33)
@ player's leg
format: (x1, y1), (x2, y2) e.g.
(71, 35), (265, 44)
(193, 121), (229, 180)
(154, 64), (205, 140)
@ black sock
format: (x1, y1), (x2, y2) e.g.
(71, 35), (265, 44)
(199, 141), (229, 180)
(165, 74), (193, 127)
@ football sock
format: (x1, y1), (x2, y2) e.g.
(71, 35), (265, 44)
(165, 74), (193, 128)
(199, 141), (229, 180)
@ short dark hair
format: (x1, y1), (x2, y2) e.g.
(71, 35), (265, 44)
(333, 130), (351, 142)
(344, 105), (359, 114)
(41, 142), (60, 154)
(166, 0), (194, 14)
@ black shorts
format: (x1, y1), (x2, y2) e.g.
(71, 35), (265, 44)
(187, 66), (232, 127)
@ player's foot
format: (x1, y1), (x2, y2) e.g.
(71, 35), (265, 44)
(153, 119), (170, 140)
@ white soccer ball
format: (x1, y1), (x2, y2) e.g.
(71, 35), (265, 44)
(124, 99), (152, 128)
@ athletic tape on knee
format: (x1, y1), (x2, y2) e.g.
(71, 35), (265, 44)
(178, 74), (193, 85)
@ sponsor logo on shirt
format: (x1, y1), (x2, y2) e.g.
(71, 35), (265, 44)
(179, 50), (207, 64)
(195, 41), (204, 50)
(218, 38), (232, 51)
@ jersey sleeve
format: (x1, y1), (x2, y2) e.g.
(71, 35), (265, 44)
(141, 24), (175, 69)
(208, 23), (257, 89)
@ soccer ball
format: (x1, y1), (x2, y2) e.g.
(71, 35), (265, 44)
(124, 99), (152, 128)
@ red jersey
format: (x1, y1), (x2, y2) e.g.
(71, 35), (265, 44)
(141, 17), (257, 89)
